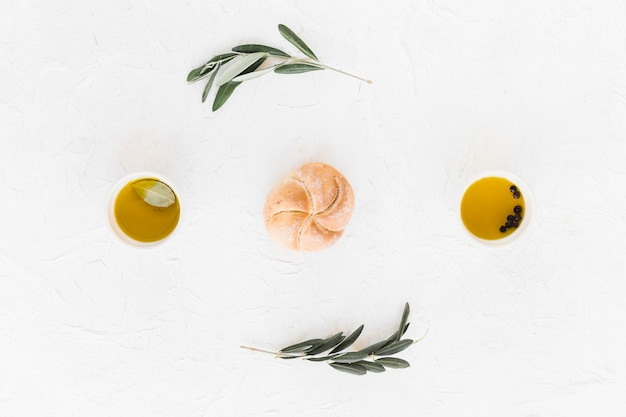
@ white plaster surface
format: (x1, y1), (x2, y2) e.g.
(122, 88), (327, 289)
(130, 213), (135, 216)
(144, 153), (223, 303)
(2, 1), (626, 416)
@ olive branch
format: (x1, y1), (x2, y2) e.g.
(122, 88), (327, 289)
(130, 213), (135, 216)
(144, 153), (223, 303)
(241, 303), (427, 376)
(187, 24), (372, 111)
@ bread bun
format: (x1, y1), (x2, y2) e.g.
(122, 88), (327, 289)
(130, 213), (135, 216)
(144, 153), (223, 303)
(264, 162), (355, 251)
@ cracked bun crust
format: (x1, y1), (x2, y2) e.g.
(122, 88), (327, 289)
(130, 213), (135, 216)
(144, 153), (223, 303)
(264, 162), (355, 251)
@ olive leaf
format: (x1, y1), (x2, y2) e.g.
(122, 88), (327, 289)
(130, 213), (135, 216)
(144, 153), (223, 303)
(212, 56), (266, 111)
(374, 339), (414, 357)
(201, 63), (220, 103)
(388, 323), (411, 342)
(330, 352), (368, 364)
(187, 53), (237, 83)
(206, 52), (239, 65)
(232, 44), (289, 57)
(278, 23), (318, 60)
(215, 52), (268, 88)
(306, 353), (341, 362)
(397, 303), (410, 342)
(359, 340), (390, 355)
(305, 332), (344, 355)
(356, 361), (386, 373)
(212, 81), (241, 111)
(280, 339), (324, 354)
(232, 63), (285, 82)
(186, 66), (206, 83)
(375, 357), (410, 369)
(329, 362), (366, 376)
(330, 325), (364, 354)
(274, 63), (324, 74)
(358, 322), (410, 355)
(132, 179), (175, 208)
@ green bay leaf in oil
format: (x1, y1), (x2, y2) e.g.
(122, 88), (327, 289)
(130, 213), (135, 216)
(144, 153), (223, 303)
(132, 179), (176, 208)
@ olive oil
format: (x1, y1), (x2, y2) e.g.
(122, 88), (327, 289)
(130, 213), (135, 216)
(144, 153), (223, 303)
(113, 178), (180, 243)
(460, 176), (525, 240)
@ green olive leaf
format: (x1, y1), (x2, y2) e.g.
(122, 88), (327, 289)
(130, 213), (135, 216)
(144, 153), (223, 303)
(208, 52), (239, 63)
(187, 53), (238, 83)
(187, 63), (218, 83)
(374, 339), (414, 357)
(232, 44), (290, 57)
(305, 353), (341, 362)
(305, 332), (344, 355)
(201, 63), (220, 103)
(280, 338), (324, 354)
(274, 63), (323, 74)
(215, 52), (268, 88)
(388, 323), (410, 342)
(278, 24), (318, 60)
(375, 357), (410, 369)
(186, 66), (205, 83)
(356, 360), (386, 373)
(329, 362), (367, 376)
(132, 179), (175, 208)
(397, 303), (410, 342)
(232, 62), (286, 82)
(359, 339), (389, 355)
(359, 323), (411, 355)
(212, 57), (266, 111)
(212, 81), (241, 111)
(330, 325), (364, 354)
(330, 352), (368, 364)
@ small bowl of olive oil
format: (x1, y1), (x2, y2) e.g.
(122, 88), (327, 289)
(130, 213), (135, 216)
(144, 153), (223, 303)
(459, 171), (533, 247)
(107, 172), (181, 248)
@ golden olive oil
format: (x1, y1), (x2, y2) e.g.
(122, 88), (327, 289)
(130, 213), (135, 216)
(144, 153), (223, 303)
(113, 178), (180, 243)
(460, 176), (525, 240)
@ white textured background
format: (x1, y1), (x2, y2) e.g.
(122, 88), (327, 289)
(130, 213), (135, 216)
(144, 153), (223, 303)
(2, 0), (626, 416)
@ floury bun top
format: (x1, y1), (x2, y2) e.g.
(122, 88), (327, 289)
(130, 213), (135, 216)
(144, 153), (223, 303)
(263, 162), (355, 251)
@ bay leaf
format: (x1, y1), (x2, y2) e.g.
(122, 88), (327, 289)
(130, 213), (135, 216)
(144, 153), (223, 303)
(132, 179), (176, 208)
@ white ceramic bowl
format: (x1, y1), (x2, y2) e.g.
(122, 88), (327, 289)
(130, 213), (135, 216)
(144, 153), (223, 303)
(106, 172), (182, 248)
(458, 171), (534, 248)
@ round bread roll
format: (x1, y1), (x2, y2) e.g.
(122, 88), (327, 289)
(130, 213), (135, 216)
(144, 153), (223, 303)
(264, 162), (355, 251)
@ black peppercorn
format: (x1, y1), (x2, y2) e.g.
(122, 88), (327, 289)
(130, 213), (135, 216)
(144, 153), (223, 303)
(499, 226), (507, 233)
(514, 205), (522, 214)
(510, 185), (517, 193)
